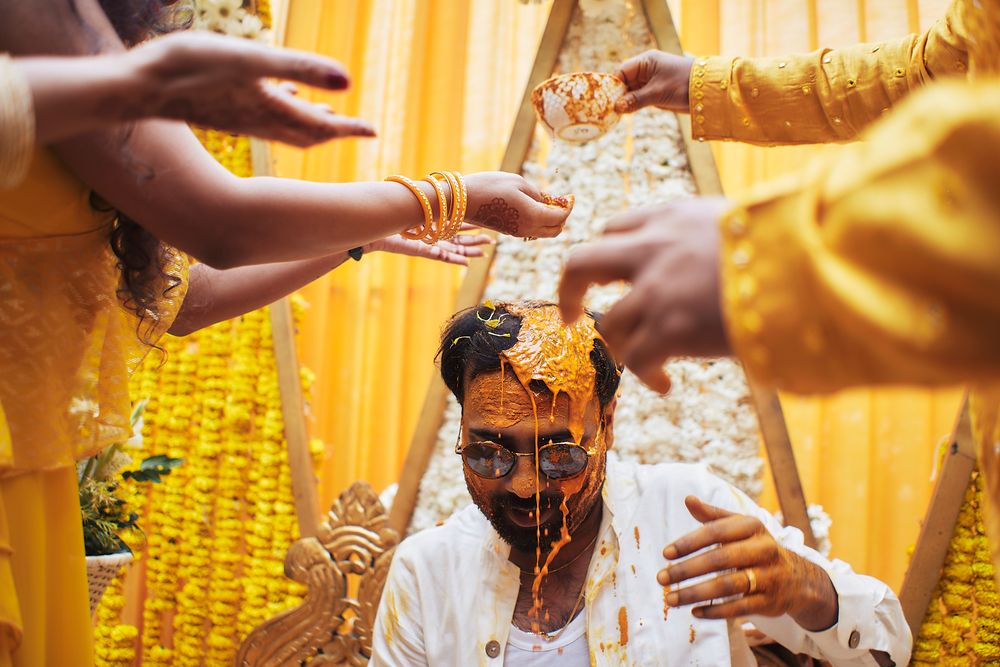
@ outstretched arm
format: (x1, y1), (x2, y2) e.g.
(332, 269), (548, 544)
(170, 233), (490, 336)
(0, 0), (570, 269)
(615, 0), (970, 145)
(560, 80), (1000, 394)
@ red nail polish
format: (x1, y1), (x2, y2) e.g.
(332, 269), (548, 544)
(327, 72), (349, 89)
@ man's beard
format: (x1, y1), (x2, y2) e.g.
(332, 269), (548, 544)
(486, 492), (566, 551)
(469, 477), (601, 553)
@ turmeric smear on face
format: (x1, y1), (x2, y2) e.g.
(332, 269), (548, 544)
(633, 526), (640, 549)
(496, 302), (605, 633)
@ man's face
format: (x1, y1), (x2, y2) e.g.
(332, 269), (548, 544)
(460, 369), (610, 552)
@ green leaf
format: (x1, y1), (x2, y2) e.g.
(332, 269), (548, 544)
(120, 455), (183, 484)
(140, 454), (184, 472)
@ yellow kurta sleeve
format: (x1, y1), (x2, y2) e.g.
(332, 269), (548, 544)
(690, 0), (971, 145)
(719, 79), (1000, 394)
(0, 55), (34, 190)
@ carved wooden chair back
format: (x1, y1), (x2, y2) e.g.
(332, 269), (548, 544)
(235, 482), (398, 666)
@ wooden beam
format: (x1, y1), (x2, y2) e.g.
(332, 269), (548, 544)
(271, 0), (292, 48)
(252, 139), (321, 538)
(388, 0), (580, 535)
(641, 0), (814, 547)
(748, 381), (817, 548)
(900, 397), (975, 634)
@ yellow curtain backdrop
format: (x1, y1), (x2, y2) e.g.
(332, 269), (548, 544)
(273, 0), (552, 499)
(278, 0), (962, 591)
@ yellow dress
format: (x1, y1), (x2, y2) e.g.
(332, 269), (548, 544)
(691, 0), (1000, 576)
(0, 149), (187, 666)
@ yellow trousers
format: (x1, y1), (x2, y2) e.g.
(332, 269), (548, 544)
(0, 466), (94, 666)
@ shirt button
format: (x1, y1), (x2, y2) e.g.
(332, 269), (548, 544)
(848, 630), (861, 649)
(485, 639), (501, 658)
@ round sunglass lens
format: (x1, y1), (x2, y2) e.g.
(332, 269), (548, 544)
(539, 444), (588, 479)
(463, 442), (513, 479)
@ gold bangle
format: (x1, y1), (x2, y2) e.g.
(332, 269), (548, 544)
(386, 175), (433, 240)
(430, 171), (462, 241)
(424, 174), (450, 244)
(434, 170), (466, 240)
(0, 55), (35, 190)
(448, 170), (467, 237)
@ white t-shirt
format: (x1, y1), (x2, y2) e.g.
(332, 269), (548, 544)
(504, 611), (588, 666)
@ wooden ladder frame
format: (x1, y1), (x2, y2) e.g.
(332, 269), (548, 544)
(252, 139), (322, 539)
(384, 0), (817, 549)
(899, 397), (976, 635)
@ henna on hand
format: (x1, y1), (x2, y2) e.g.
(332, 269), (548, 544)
(474, 197), (520, 236)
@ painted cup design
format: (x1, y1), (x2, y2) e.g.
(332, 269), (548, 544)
(532, 72), (627, 143)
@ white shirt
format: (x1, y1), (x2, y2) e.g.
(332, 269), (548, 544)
(504, 612), (588, 665)
(371, 456), (911, 666)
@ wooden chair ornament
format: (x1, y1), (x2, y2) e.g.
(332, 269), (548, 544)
(235, 482), (398, 666)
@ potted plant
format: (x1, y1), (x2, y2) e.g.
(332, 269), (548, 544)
(79, 399), (182, 614)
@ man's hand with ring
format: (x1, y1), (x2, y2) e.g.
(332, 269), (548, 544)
(657, 496), (839, 632)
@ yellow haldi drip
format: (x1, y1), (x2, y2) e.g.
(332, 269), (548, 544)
(494, 302), (603, 634)
(500, 303), (601, 444)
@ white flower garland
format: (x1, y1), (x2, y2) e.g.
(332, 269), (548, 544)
(193, 0), (268, 40)
(411, 0), (828, 545)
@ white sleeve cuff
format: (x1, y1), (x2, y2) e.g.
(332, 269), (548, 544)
(803, 568), (911, 665)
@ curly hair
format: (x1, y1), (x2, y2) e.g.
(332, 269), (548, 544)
(92, 0), (192, 341)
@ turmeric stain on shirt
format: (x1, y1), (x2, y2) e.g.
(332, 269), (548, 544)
(618, 606), (629, 646)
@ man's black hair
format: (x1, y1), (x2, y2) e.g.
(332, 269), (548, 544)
(437, 301), (621, 408)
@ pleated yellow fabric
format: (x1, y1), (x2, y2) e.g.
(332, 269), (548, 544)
(0, 148), (187, 664)
(280, 0), (961, 592)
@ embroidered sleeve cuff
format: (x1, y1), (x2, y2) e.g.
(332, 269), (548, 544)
(689, 56), (734, 142)
(719, 177), (854, 394)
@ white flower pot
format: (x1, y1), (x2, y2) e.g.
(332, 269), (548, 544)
(85, 550), (133, 616)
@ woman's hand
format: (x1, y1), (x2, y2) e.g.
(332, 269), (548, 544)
(366, 229), (492, 266)
(658, 496), (839, 632)
(614, 50), (696, 114)
(465, 171), (572, 239)
(126, 32), (375, 146)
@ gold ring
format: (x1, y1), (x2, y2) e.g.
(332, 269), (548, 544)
(745, 568), (757, 595)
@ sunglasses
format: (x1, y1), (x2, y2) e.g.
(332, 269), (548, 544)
(454, 420), (603, 481)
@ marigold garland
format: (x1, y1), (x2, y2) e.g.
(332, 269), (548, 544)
(94, 288), (314, 666)
(913, 469), (999, 665)
(93, 4), (323, 663)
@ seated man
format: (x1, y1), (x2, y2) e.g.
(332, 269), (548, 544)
(372, 301), (910, 666)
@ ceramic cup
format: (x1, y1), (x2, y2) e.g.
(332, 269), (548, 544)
(531, 72), (627, 143)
